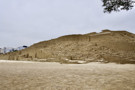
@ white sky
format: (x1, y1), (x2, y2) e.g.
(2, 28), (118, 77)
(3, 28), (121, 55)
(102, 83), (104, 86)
(0, 0), (135, 47)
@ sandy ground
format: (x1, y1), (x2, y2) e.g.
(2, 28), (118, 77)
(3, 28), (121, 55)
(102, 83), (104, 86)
(0, 60), (135, 90)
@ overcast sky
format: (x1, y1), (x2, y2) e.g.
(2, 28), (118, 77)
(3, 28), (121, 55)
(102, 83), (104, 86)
(0, 0), (135, 47)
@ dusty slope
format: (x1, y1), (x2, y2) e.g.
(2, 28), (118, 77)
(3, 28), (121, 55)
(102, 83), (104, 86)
(0, 30), (135, 63)
(0, 61), (135, 90)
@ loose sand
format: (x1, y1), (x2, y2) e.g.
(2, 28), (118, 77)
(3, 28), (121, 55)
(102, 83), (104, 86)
(0, 60), (135, 90)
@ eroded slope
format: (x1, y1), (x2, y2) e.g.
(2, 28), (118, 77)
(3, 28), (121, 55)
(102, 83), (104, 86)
(0, 30), (135, 63)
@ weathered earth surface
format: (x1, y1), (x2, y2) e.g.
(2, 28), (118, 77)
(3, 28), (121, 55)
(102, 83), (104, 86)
(0, 60), (135, 90)
(0, 30), (135, 64)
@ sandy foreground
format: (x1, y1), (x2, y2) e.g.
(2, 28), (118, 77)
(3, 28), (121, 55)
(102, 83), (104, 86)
(0, 60), (135, 90)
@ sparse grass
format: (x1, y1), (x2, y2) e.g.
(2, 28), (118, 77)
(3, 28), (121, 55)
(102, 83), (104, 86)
(0, 61), (135, 90)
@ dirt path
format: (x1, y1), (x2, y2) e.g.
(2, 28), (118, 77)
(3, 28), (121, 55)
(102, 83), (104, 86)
(0, 60), (135, 90)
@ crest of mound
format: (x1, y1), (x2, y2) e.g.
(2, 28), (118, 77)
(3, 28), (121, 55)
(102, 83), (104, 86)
(0, 30), (135, 64)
